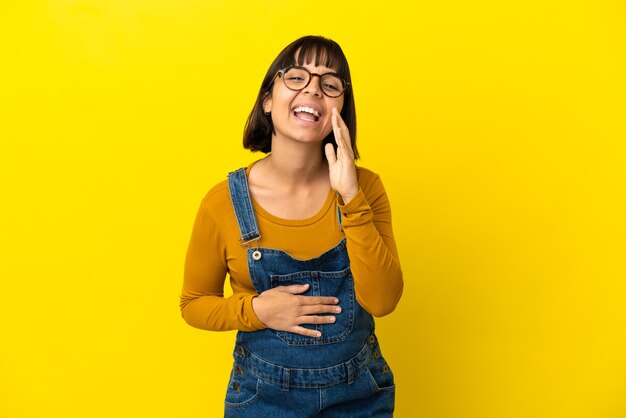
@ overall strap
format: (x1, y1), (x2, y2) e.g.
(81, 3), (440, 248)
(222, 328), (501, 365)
(336, 193), (343, 232)
(227, 168), (261, 245)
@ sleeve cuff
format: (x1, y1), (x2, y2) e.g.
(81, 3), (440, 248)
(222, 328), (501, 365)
(338, 189), (368, 213)
(338, 189), (374, 227)
(245, 294), (268, 330)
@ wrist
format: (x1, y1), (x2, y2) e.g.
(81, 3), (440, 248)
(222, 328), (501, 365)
(250, 295), (268, 327)
(340, 190), (358, 205)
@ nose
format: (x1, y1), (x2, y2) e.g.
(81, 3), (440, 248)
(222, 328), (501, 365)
(303, 74), (323, 97)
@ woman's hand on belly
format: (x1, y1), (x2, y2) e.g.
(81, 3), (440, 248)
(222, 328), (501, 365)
(251, 283), (342, 338)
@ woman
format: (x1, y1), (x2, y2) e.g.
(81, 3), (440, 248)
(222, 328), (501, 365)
(181, 35), (403, 417)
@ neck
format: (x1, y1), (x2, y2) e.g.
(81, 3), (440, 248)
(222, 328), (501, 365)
(264, 137), (327, 185)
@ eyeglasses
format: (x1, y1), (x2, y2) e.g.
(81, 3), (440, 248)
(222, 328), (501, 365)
(274, 66), (350, 98)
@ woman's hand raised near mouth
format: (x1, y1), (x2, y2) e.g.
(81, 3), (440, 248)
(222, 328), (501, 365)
(325, 107), (359, 205)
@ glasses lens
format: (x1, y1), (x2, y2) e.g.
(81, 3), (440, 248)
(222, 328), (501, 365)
(282, 67), (310, 90)
(282, 67), (346, 97)
(320, 74), (345, 97)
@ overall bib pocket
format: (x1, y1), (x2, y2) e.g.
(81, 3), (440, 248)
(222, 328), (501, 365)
(270, 267), (355, 345)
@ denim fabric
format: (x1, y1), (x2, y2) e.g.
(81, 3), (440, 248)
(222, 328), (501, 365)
(225, 168), (395, 417)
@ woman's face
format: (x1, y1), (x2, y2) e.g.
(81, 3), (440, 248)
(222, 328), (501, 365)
(263, 59), (345, 147)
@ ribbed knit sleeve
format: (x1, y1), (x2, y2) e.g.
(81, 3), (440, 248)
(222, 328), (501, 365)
(338, 170), (403, 316)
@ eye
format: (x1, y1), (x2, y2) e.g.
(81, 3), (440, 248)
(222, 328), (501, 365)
(323, 82), (341, 92)
(287, 76), (306, 83)
(321, 75), (343, 93)
(284, 68), (309, 85)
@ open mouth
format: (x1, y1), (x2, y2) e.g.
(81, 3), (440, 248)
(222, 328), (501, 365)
(293, 106), (321, 122)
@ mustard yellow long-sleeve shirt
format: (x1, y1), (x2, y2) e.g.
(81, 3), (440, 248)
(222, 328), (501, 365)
(180, 162), (403, 331)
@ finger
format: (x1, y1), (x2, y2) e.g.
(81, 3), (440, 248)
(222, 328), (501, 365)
(290, 326), (323, 338)
(324, 142), (337, 165)
(332, 107), (347, 129)
(332, 108), (353, 158)
(297, 314), (337, 325)
(298, 295), (339, 305)
(332, 110), (344, 149)
(279, 284), (310, 295)
(300, 304), (342, 315)
(333, 107), (351, 138)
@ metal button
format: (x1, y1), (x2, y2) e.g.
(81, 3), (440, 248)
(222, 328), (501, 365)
(234, 365), (243, 375)
(252, 250), (262, 261)
(369, 335), (375, 344)
(382, 364), (389, 374)
(236, 346), (244, 356)
(373, 350), (380, 360)
(233, 382), (240, 392)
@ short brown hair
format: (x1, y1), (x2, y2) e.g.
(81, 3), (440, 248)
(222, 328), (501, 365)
(243, 36), (359, 160)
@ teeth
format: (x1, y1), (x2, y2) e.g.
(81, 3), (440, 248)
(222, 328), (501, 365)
(293, 106), (320, 117)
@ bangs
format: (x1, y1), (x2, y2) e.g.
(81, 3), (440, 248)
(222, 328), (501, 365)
(292, 39), (348, 78)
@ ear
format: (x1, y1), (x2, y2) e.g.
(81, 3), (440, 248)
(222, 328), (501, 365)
(262, 93), (272, 114)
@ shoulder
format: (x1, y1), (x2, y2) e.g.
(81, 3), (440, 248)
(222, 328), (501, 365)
(199, 162), (258, 212)
(203, 178), (230, 200)
(355, 166), (391, 210)
(198, 178), (232, 219)
(356, 166), (380, 182)
(356, 166), (386, 193)
(199, 163), (254, 214)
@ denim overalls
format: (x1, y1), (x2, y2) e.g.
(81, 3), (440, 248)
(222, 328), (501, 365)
(224, 168), (395, 417)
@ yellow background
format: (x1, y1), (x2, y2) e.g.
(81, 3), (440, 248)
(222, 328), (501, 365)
(1, 1), (625, 417)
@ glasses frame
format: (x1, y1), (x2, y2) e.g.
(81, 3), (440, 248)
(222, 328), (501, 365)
(273, 65), (350, 98)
